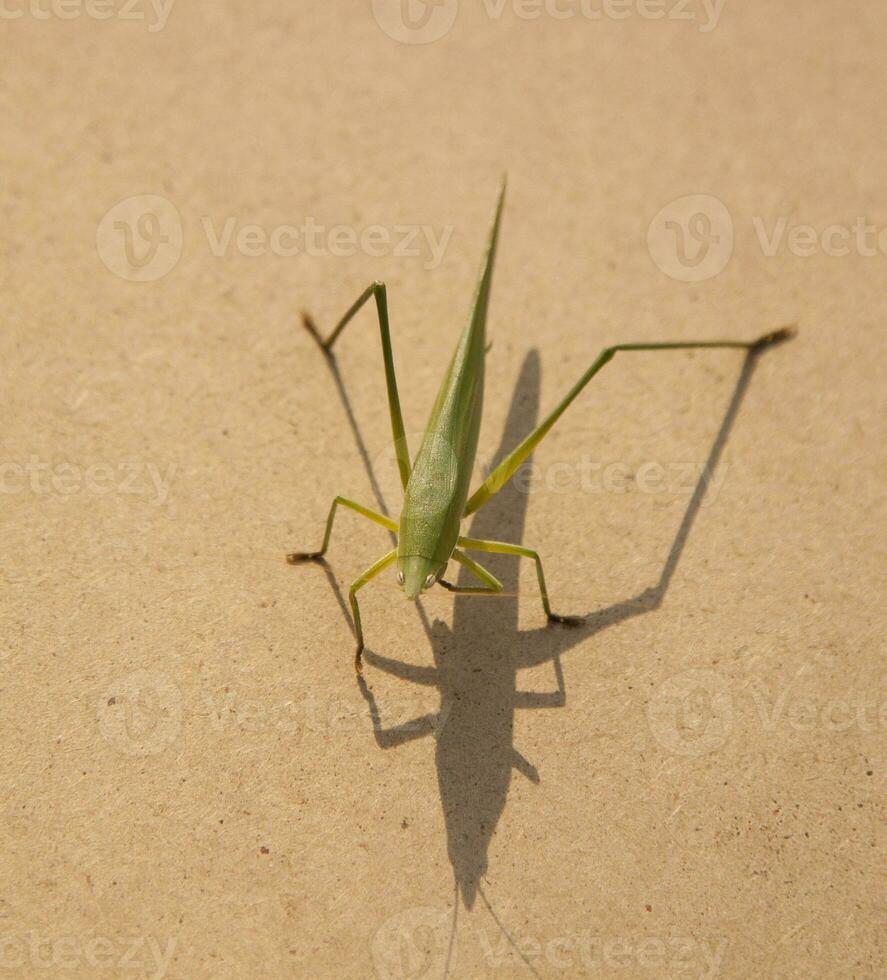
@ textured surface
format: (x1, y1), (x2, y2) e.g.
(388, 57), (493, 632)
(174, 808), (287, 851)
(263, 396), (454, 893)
(1, 2), (885, 978)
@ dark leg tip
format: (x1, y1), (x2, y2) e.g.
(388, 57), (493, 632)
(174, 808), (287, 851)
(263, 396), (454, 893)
(286, 551), (323, 564)
(354, 645), (364, 674)
(301, 312), (333, 356)
(548, 613), (585, 628)
(753, 325), (797, 350)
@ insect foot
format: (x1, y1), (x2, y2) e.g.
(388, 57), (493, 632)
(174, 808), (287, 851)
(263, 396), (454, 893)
(354, 644), (364, 674)
(300, 311), (333, 355)
(752, 324), (797, 349)
(286, 551), (324, 564)
(548, 613), (585, 627)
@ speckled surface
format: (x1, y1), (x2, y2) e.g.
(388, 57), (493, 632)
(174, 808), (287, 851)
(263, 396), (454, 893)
(1, 2), (884, 977)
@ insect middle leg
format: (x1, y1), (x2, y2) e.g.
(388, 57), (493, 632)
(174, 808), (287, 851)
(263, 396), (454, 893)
(457, 536), (584, 627)
(287, 496), (398, 563)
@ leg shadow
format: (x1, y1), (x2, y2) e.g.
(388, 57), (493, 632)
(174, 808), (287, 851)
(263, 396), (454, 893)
(362, 345), (768, 908)
(513, 346), (765, 671)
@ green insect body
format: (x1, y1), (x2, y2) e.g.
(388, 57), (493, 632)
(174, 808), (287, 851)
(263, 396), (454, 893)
(290, 179), (794, 672)
(397, 186), (502, 598)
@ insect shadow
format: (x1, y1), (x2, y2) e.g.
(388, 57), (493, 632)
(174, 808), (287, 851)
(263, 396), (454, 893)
(314, 341), (764, 909)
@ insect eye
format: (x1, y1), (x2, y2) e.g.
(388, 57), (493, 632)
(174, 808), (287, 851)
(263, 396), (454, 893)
(424, 572), (437, 589)
(397, 571), (405, 585)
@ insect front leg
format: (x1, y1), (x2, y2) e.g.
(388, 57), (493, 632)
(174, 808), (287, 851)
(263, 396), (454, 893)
(437, 548), (503, 594)
(457, 536), (584, 627)
(287, 496), (398, 563)
(349, 550), (398, 673)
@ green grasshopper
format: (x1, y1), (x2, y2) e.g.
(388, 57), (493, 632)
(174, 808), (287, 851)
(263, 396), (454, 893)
(289, 180), (794, 672)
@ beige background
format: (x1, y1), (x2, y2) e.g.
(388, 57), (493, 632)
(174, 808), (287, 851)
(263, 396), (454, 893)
(1, 1), (885, 978)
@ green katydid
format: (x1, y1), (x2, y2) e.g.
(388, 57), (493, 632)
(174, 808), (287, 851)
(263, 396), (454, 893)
(289, 179), (795, 672)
